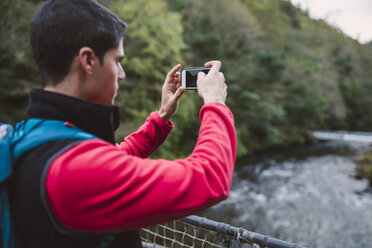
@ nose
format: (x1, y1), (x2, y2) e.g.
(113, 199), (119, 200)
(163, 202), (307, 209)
(118, 63), (125, 81)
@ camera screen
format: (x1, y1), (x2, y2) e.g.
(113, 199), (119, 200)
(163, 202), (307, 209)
(185, 68), (211, 88)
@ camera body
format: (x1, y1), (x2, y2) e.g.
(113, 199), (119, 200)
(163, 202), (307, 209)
(181, 67), (211, 90)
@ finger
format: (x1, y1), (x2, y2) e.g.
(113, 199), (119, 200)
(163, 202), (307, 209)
(209, 61), (221, 75)
(197, 71), (206, 79)
(204, 60), (220, 67)
(173, 86), (185, 101)
(167, 64), (182, 79)
(219, 72), (224, 78)
(173, 78), (180, 87)
(174, 72), (180, 81)
(174, 77), (180, 84)
(196, 72), (206, 89)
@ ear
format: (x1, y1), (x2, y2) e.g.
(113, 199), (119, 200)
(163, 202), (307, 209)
(78, 47), (96, 76)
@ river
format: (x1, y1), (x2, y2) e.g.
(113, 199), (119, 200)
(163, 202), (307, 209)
(203, 139), (372, 248)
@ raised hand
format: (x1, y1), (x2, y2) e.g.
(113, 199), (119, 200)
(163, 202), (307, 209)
(196, 60), (227, 105)
(158, 64), (186, 122)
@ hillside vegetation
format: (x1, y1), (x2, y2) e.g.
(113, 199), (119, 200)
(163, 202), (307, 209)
(1, 0), (372, 158)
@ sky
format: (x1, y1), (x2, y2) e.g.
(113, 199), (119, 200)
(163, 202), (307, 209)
(290, 0), (372, 44)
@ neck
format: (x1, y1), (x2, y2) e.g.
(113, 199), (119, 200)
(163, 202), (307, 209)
(43, 56), (91, 101)
(27, 88), (120, 143)
(44, 74), (86, 101)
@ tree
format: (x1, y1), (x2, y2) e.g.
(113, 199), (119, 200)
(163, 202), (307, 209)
(0, 0), (40, 124)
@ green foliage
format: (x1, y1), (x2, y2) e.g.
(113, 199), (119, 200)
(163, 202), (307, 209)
(111, 0), (185, 82)
(278, 0), (301, 28)
(334, 54), (354, 76)
(254, 50), (285, 82)
(284, 81), (328, 128)
(0, 0), (40, 125)
(0, 0), (39, 87)
(109, 0), (198, 158)
(1, 0), (372, 157)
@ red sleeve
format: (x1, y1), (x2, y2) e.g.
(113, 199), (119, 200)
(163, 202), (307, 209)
(116, 111), (173, 158)
(46, 103), (237, 232)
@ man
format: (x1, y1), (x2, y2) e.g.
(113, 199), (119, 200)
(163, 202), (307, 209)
(9, 0), (236, 247)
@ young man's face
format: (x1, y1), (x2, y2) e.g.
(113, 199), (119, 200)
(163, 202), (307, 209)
(90, 39), (125, 104)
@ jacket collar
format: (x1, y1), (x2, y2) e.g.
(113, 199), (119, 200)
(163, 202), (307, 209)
(27, 88), (120, 144)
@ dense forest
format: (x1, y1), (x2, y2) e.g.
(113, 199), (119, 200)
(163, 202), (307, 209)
(1, 0), (372, 158)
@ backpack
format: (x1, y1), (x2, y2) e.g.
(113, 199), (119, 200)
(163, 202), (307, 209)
(0, 118), (96, 248)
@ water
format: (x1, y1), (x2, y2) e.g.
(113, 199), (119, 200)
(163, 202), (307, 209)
(313, 130), (372, 143)
(203, 140), (372, 248)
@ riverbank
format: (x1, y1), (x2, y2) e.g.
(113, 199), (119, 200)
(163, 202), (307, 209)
(355, 150), (372, 184)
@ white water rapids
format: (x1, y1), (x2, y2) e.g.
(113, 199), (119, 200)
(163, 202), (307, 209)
(203, 134), (372, 248)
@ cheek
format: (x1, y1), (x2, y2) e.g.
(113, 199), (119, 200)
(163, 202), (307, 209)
(107, 66), (117, 84)
(113, 65), (120, 79)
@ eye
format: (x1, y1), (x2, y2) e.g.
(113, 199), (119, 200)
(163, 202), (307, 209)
(118, 56), (124, 63)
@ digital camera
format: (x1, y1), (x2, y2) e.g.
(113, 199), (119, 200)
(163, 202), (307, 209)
(181, 67), (211, 90)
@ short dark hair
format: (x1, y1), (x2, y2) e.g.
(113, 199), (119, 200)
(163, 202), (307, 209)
(30, 0), (127, 85)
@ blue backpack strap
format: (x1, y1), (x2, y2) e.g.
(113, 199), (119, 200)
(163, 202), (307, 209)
(1, 119), (97, 248)
(0, 124), (14, 183)
(12, 118), (97, 160)
(0, 188), (14, 248)
(0, 124), (15, 248)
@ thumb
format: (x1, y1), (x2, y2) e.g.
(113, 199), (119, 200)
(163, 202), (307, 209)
(197, 71), (206, 80)
(173, 87), (185, 101)
(197, 71), (206, 88)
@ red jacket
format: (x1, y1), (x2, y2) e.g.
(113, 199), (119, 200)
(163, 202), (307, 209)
(46, 103), (236, 232)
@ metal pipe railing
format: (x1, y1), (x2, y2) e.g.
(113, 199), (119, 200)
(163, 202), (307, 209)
(182, 215), (306, 248)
